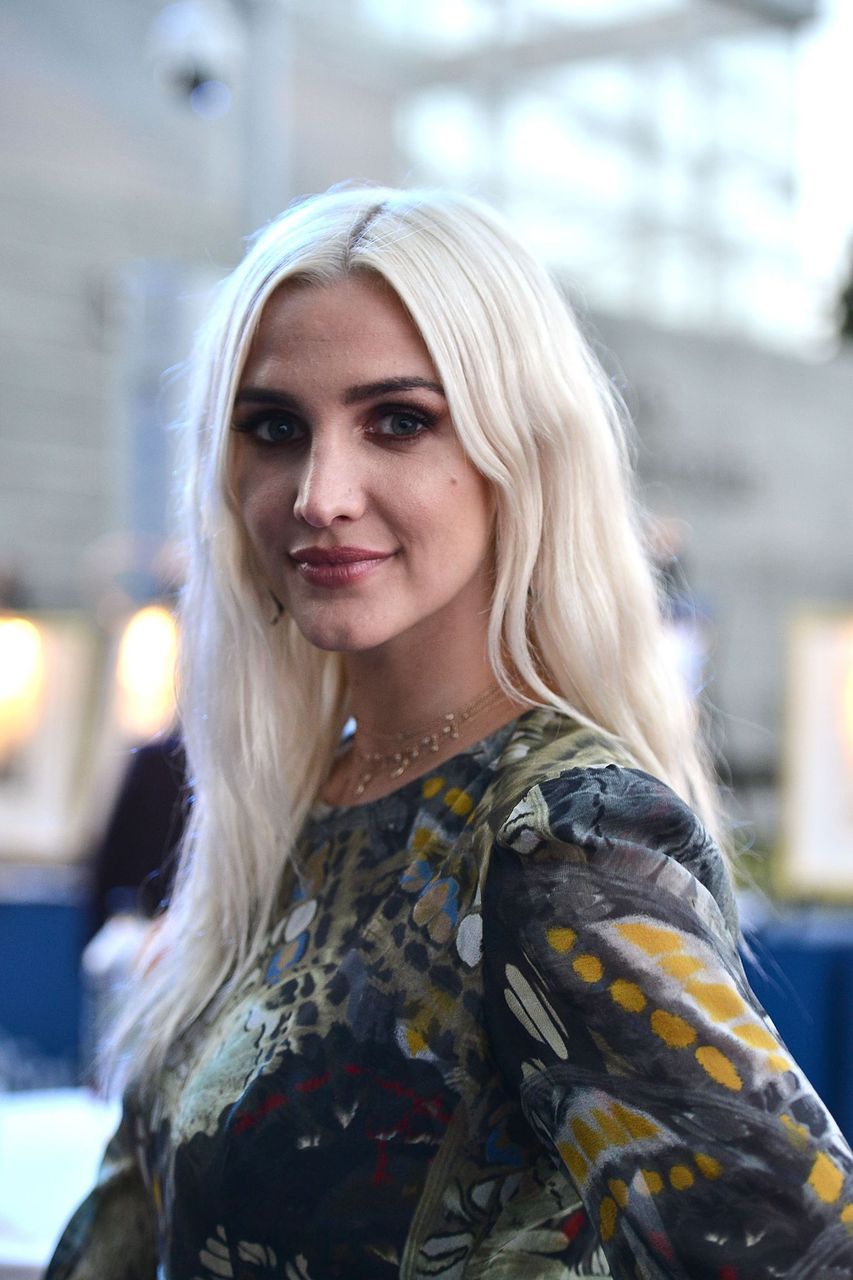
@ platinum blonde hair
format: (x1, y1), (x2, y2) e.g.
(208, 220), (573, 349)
(108, 186), (721, 1087)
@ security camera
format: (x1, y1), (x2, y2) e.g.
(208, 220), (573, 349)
(146, 0), (245, 104)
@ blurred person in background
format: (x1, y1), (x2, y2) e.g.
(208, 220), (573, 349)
(88, 735), (186, 935)
(48, 188), (853, 1279)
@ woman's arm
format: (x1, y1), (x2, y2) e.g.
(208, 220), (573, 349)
(483, 764), (853, 1279)
(45, 1106), (157, 1280)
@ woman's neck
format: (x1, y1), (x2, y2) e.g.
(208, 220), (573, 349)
(346, 656), (498, 739)
(322, 642), (525, 807)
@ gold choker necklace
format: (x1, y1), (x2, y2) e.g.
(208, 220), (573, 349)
(350, 682), (504, 798)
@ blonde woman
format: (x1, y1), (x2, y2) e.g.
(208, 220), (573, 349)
(50, 188), (853, 1279)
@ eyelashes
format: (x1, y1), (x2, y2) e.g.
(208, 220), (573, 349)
(231, 412), (304, 445)
(231, 402), (440, 446)
(372, 407), (438, 439)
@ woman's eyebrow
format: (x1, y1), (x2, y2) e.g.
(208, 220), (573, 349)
(233, 377), (445, 411)
(233, 387), (302, 409)
(343, 377), (445, 403)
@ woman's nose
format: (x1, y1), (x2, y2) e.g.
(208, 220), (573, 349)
(292, 436), (366, 528)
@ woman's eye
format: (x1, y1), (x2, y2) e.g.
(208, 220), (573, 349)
(373, 410), (431, 439)
(236, 415), (305, 445)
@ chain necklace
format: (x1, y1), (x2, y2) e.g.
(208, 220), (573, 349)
(349, 682), (504, 798)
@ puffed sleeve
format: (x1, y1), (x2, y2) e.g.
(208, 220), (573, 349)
(45, 1104), (157, 1280)
(482, 763), (853, 1279)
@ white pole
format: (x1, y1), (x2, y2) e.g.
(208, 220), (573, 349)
(241, 0), (294, 234)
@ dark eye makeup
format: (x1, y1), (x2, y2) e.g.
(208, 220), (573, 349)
(371, 406), (438, 439)
(230, 401), (440, 446)
(231, 411), (305, 445)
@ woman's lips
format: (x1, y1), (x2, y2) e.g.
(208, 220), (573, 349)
(289, 547), (394, 588)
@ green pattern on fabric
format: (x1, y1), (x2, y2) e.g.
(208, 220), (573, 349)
(47, 710), (853, 1279)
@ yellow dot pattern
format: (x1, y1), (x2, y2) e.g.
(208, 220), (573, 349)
(617, 922), (683, 955)
(592, 1106), (628, 1147)
(547, 926), (577, 953)
(555, 923), (754, 1098)
(695, 1153), (723, 1180)
(603, 1158), (720, 1223)
(599, 1159), (717, 1241)
(554, 1100), (662, 1190)
(541, 911), (851, 1237)
(444, 787), (474, 816)
(660, 954), (704, 979)
(557, 1140), (587, 1185)
(610, 1102), (659, 1141)
(686, 980), (746, 1022)
(572, 954), (603, 983)
(694, 1045), (742, 1092)
(599, 1196), (618, 1241)
(650, 1009), (696, 1048)
(421, 775), (444, 798)
(572, 1117), (606, 1162)
(405, 1025), (427, 1056)
(609, 979), (646, 1012)
(545, 914), (766, 1103)
(403, 1004), (430, 1057)
(613, 916), (793, 1090)
(809, 1151), (844, 1204)
(731, 1022), (778, 1051)
(608, 1178), (629, 1208)
(669, 1164), (694, 1190)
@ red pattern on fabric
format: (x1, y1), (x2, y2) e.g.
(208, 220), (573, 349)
(233, 1092), (288, 1134)
(372, 1139), (392, 1187)
(232, 1065), (451, 1143)
(648, 1230), (674, 1260)
(297, 1072), (331, 1094)
(561, 1209), (586, 1240)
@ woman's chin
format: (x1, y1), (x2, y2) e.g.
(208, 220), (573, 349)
(293, 616), (394, 656)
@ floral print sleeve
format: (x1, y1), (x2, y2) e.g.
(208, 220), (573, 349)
(45, 1107), (157, 1280)
(482, 763), (853, 1279)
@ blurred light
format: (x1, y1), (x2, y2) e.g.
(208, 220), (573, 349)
(363, 0), (497, 50)
(528, 0), (683, 24)
(842, 629), (853, 763)
(116, 606), (178, 741)
(400, 90), (488, 178)
(189, 78), (232, 118)
(0, 617), (44, 769)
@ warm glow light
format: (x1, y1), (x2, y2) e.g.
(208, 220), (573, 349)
(0, 617), (45, 767)
(842, 633), (853, 764)
(116, 606), (178, 740)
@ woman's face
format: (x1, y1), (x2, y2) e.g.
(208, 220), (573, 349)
(231, 275), (495, 657)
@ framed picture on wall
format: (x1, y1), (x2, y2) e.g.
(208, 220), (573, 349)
(778, 608), (853, 900)
(0, 612), (103, 863)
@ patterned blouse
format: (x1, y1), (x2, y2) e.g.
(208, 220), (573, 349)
(48, 709), (853, 1279)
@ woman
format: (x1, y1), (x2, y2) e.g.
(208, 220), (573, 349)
(50, 187), (853, 1278)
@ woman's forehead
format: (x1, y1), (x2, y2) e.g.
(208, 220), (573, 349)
(242, 276), (438, 384)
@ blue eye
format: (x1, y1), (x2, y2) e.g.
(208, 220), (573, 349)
(234, 414), (305, 444)
(374, 409), (432, 439)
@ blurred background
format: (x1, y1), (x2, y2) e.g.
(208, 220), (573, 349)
(1, 0), (852, 1270)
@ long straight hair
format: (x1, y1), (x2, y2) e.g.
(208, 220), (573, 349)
(108, 186), (722, 1088)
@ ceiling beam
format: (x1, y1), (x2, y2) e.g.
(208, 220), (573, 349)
(285, 1), (818, 93)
